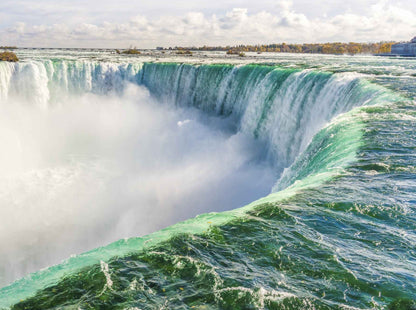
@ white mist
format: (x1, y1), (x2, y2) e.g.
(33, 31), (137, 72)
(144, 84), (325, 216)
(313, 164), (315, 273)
(0, 84), (274, 286)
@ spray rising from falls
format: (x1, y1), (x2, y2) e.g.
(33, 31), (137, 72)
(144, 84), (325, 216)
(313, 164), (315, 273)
(139, 63), (396, 178)
(0, 60), (397, 290)
(1, 60), (393, 169)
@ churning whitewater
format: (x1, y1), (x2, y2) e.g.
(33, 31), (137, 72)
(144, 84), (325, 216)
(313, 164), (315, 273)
(0, 50), (415, 309)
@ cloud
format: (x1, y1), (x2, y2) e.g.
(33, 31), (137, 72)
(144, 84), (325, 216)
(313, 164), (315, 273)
(0, 1), (416, 48)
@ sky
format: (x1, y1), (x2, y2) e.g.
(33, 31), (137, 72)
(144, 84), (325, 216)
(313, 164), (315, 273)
(1, 0), (416, 48)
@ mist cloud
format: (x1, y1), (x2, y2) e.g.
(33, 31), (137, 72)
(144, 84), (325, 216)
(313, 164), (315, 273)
(0, 84), (274, 286)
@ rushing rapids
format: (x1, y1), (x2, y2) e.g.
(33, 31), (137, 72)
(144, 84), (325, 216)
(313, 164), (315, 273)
(0, 51), (415, 309)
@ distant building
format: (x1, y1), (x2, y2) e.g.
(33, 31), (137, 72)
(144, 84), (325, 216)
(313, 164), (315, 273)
(391, 37), (416, 56)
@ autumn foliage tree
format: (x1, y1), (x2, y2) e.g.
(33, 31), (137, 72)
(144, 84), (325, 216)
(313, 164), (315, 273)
(173, 41), (395, 55)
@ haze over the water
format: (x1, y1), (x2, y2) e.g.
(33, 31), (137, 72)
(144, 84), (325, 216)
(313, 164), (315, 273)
(1, 0), (416, 48)
(0, 81), (274, 285)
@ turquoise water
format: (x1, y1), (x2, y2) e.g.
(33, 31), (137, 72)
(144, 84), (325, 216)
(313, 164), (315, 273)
(0, 51), (415, 309)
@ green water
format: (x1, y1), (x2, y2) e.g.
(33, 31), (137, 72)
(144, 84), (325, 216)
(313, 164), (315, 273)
(0, 51), (415, 309)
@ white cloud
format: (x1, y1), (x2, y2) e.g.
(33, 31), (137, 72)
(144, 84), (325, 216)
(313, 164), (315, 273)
(277, 0), (293, 12)
(0, 1), (415, 48)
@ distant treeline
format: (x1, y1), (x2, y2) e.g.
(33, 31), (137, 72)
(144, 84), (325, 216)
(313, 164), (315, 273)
(169, 42), (395, 55)
(0, 46), (17, 50)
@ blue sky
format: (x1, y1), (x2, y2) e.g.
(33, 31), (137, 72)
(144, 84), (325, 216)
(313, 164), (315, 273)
(1, 0), (415, 47)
